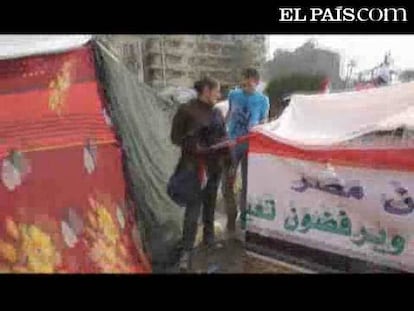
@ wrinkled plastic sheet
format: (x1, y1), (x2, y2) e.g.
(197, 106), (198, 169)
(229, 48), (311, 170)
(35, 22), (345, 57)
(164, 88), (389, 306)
(159, 86), (197, 105)
(257, 81), (414, 146)
(93, 41), (183, 271)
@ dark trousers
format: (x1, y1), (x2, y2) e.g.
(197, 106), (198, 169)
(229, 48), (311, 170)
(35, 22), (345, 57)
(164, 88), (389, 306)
(182, 168), (222, 252)
(222, 149), (248, 232)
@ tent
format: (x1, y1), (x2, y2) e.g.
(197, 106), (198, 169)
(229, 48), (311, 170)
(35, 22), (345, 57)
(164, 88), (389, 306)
(0, 35), (181, 272)
(93, 41), (185, 272)
(246, 83), (414, 272)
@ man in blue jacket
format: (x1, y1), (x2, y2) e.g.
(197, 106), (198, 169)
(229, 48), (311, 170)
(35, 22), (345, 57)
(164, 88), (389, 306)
(223, 68), (270, 238)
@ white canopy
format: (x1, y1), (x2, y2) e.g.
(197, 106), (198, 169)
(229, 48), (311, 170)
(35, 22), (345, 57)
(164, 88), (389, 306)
(0, 35), (92, 60)
(255, 81), (414, 146)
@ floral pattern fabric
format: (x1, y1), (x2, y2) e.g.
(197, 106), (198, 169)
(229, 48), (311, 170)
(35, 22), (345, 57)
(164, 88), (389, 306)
(0, 44), (150, 273)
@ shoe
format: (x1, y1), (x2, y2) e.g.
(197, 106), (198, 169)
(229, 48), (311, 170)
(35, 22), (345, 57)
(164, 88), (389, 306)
(237, 227), (246, 243)
(179, 252), (191, 272)
(210, 241), (224, 250)
(202, 240), (224, 251)
(226, 226), (245, 241)
(207, 264), (220, 274)
(224, 228), (237, 241)
(239, 210), (248, 230)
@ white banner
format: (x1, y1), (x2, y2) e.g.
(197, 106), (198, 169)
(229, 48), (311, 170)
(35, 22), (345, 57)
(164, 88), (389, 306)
(247, 153), (414, 272)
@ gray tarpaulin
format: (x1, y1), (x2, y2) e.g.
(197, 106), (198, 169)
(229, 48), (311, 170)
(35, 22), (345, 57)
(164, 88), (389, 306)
(92, 40), (183, 271)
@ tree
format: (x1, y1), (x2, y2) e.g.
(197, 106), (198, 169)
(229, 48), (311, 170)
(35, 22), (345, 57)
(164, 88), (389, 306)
(399, 70), (414, 82)
(303, 38), (317, 49)
(229, 40), (257, 84)
(346, 59), (357, 88)
(265, 74), (325, 119)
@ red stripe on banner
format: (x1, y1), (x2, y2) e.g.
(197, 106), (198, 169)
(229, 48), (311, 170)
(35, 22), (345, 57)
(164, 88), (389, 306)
(249, 132), (414, 172)
(0, 45), (95, 94)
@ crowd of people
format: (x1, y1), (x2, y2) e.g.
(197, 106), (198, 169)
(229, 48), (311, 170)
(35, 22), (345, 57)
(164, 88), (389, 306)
(168, 68), (270, 271)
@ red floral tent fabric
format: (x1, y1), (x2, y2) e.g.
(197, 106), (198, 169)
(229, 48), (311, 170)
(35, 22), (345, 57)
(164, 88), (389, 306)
(0, 43), (151, 273)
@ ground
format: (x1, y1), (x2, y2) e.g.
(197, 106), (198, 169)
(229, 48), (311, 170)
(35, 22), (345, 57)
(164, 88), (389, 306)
(167, 177), (304, 274)
(188, 206), (301, 274)
(190, 239), (298, 273)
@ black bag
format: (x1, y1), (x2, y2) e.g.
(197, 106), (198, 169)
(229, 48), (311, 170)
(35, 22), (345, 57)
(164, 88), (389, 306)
(167, 163), (200, 207)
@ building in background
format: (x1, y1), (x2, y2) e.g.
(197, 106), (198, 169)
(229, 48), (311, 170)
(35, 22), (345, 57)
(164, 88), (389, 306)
(355, 52), (398, 86)
(98, 35), (267, 92)
(263, 40), (343, 89)
(99, 35), (146, 83)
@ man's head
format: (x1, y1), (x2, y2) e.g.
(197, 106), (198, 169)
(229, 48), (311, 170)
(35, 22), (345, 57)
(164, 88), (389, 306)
(241, 68), (260, 94)
(194, 77), (221, 105)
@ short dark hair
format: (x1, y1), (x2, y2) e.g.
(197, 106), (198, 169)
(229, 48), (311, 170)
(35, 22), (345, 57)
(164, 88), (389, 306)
(242, 68), (260, 80)
(194, 77), (219, 94)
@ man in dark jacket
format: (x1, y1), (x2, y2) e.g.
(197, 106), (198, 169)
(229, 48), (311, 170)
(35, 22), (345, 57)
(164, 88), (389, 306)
(170, 77), (231, 271)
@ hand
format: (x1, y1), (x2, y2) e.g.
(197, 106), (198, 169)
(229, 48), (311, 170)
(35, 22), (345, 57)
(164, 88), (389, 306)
(227, 139), (237, 148)
(195, 144), (208, 154)
(210, 139), (236, 150)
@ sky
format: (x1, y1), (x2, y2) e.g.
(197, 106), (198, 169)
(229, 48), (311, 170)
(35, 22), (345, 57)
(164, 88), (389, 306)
(268, 35), (414, 77)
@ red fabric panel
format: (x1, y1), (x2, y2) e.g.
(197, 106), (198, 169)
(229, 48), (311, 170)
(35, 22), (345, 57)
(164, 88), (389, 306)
(0, 46), (95, 94)
(0, 44), (151, 273)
